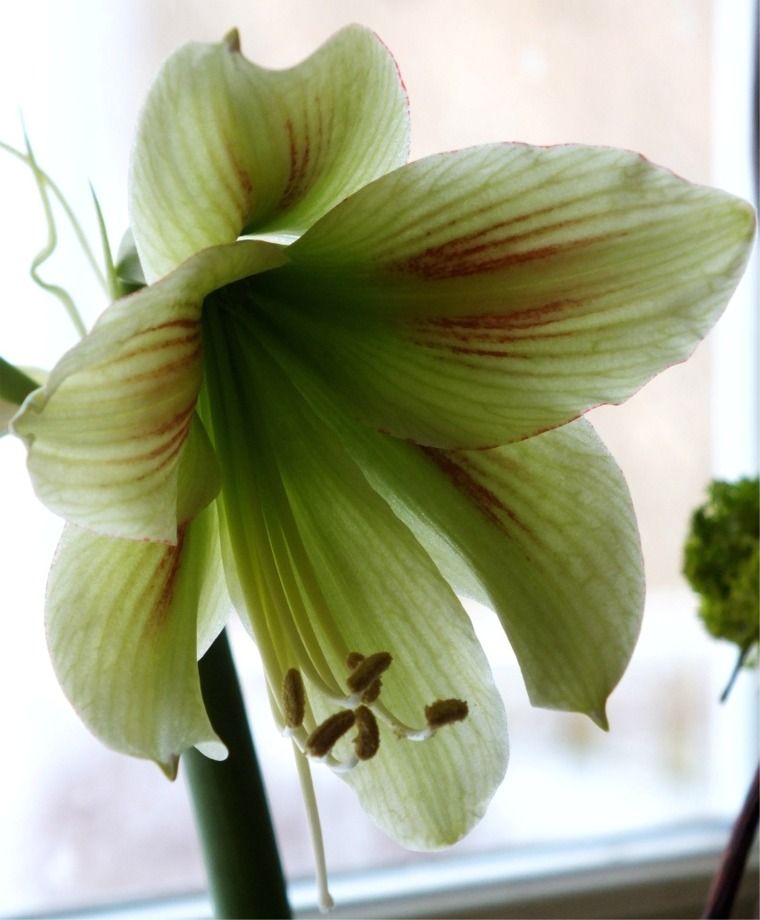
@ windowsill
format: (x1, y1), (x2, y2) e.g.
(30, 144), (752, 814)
(18, 819), (759, 920)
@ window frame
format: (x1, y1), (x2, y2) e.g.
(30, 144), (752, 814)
(20, 821), (759, 919)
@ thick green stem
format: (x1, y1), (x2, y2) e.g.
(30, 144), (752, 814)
(183, 630), (291, 919)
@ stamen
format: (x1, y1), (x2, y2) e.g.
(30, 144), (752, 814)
(345, 651), (365, 670)
(425, 698), (469, 728)
(371, 698), (469, 741)
(306, 709), (356, 758)
(346, 651), (392, 694)
(371, 700), (433, 740)
(282, 668), (306, 729)
(353, 705), (380, 761)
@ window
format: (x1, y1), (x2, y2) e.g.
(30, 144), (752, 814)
(1, 1), (756, 916)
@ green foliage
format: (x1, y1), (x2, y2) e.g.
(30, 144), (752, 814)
(684, 478), (759, 658)
(114, 229), (146, 296)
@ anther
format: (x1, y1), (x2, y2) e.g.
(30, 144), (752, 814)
(353, 706), (380, 761)
(361, 678), (382, 704)
(425, 698), (469, 729)
(306, 710), (356, 758)
(347, 651), (392, 694)
(282, 668), (306, 729)
(346, 652), (383, 703)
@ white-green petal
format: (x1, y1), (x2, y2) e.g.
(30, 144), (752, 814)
(130, 26), (409, 281)
(412, 421), (644, 722)
(256, 335), (642, 722)
(366, 420), (643, 721)
(12, 241), (286, 542)
(256, 143), (755, 448)
(46, 506), (227, 777)
(279, 439), (508, 849)
(202, 305), (507, 848)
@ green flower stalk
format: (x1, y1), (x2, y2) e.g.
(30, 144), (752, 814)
(2, 25), (756, 906)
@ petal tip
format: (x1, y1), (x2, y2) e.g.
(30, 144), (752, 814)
(738, 198), (757, 238)
(195, 738), (229, 762)
(158, 754), (180, 781)
(222, 27), (241, 54)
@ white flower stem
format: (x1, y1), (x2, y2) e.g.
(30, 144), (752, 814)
(293, 742), (334, 913)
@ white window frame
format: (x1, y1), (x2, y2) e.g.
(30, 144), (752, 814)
(25, 823), (758, 919)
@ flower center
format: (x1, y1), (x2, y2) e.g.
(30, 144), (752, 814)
(280, 650), (468, 774)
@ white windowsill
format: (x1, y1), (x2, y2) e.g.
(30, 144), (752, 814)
(18, 820), (759, 920)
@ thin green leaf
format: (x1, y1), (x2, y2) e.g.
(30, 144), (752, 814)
(114, 229), (147, 294)
(90, 183), (120, 300)
(0, 355), (38, 405)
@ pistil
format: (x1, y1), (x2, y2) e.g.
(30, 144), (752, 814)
(282, 654), (470, 912)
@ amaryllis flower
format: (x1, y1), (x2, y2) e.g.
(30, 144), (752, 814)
(9, 25), (755, 860)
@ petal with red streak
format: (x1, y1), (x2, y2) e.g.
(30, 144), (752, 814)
(256, 143), (755, 447)
(130, 27), (409, 280)
(13, 241), (286, 541)
(46, 505), (228, 776)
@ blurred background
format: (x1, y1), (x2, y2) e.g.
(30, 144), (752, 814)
(0, 0), (756, 915)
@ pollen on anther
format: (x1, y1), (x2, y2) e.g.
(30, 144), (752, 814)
(306, 709), (356, 758)
(282, 668), (306, 729)
(345, 651), (365, 670)
(353, 706), (380, 761)
(361, 678), (382, 704)
(347, 651), (392, 694)
(425, 698), (469, 729)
